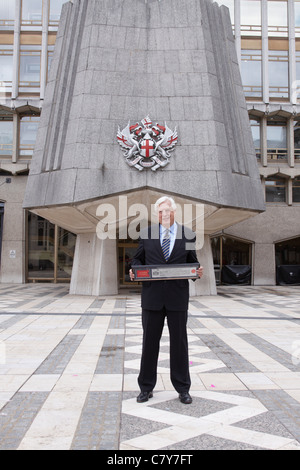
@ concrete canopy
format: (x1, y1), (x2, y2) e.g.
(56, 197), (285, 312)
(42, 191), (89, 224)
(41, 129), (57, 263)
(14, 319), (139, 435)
(22, 0), (265, 295)
(23, 0), (265, 232)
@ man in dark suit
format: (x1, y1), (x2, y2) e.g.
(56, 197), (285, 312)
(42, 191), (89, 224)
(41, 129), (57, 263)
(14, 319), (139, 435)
(130, 196), (203, 404)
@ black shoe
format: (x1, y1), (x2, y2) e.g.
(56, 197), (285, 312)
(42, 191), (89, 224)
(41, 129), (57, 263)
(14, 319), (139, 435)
(179, 392), (192, 404)
(137, 391), (153, 403)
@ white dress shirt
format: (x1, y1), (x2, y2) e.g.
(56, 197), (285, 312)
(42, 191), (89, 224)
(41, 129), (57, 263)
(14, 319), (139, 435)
(160, 222), (177, 256)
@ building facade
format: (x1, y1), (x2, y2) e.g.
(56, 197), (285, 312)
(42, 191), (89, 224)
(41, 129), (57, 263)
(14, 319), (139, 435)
(0, 0), (299, 291)
(217, 0), (300, 287)
(0, 0), (75, 284)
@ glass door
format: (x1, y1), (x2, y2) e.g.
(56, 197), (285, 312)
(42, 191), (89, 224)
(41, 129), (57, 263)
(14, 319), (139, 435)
(26, 212), (76, 282)
(27, 212), (55, 280)
(211, 235), (252, 285)
(57, 226), (76, 281)
(118, 241), (138, 286)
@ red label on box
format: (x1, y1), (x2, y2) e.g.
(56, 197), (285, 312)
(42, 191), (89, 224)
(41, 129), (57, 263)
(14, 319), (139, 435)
(136, 269), (150, 278)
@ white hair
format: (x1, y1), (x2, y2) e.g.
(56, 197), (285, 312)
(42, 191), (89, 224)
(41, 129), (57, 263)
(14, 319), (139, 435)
(154, 196), (177, 213)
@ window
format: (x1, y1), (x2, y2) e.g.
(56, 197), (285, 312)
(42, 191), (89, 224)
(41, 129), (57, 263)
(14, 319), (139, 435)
(0, 45), (13, 94)
(0, 0), (15, 28)
(295, 51), (300, 101)
(297, 50), (300, 80)
(27, 212), (76, 282)
(276, 238), (300, 265)
(0, 120), (13, 157)
(19, 116), (40, 157)
(118, 240), (139, 285)
(241, 0), (261, 36)
(292, 176), (300, 203)
(21, 0), (42, 29)
(275, 237), (300, 266)
(27, 214), (55, 280)
(267, 120), (287, 161)
(268, 1), (288, 37)
(19, 45), (41, 93)
(211, 236), (252, 285)
(49, 0), (64, 27)
(294, 120), (300, 161)
(241, 49), (262, 98)
(276, 237), (300, 285)
(57, 227), (76, 281)
(268, 50), (289, 99)
(265, 176), (286, 203)
(295, 1), (300, 37)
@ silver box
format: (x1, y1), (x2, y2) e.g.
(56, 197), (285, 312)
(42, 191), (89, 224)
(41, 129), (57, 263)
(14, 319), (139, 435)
(132, 263), (200, 281)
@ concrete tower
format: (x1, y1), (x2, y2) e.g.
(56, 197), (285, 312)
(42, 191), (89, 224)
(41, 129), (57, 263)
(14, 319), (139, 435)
(23, 0), (265, 295)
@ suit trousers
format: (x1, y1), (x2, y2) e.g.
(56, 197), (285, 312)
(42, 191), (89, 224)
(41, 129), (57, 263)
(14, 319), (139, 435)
(138, 307), (191, 393)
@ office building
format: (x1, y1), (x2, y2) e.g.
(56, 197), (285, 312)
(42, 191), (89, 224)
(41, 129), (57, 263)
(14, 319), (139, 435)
(0, 0), (299, 291)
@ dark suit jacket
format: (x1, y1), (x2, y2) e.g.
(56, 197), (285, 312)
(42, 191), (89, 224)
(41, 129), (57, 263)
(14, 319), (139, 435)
(131, 224), (199, 311)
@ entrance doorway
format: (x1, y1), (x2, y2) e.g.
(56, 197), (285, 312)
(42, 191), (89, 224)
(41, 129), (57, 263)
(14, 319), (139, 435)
(211, 235), (252, 285)
(118, 239), (138, 286)
(275, 236), (300, 285)
(26, 212), (76, 282)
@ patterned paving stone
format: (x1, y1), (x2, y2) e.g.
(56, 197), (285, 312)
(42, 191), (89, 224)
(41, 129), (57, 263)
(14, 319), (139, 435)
(0, 284), (299, 450)
(0, 392), (49, 450)
(71, 391), (122, 450)
(35, 335), (85, 375)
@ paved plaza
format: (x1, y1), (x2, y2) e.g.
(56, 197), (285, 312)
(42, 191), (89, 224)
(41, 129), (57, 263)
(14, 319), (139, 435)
(0, 283), (300, 450)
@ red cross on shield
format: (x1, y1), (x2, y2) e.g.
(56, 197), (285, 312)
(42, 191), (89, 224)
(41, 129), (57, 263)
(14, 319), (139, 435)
(140, 138), (155, 158)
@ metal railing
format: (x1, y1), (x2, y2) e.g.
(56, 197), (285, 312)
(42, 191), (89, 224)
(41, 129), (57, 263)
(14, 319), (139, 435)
(295, 149), (300, 160)
(267, 148), (288, 162)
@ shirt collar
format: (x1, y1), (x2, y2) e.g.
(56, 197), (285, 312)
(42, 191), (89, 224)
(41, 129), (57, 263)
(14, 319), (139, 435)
(160, 222), (177, 235)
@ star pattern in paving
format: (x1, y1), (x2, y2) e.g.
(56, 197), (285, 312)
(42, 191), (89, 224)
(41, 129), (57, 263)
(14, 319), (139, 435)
(121, 390), (300, 450)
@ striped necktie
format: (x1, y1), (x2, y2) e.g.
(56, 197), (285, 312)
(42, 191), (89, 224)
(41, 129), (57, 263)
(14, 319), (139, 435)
(161, 229), (170, 261)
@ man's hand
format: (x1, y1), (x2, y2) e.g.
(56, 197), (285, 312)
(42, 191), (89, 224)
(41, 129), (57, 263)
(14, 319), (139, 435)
(196, 266), (204, 278)
(129, 269), (134, 281)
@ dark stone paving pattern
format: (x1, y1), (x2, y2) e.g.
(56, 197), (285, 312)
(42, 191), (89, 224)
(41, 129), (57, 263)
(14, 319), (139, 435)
(0, 392), (49, 450)
(0, 284), (299, 450)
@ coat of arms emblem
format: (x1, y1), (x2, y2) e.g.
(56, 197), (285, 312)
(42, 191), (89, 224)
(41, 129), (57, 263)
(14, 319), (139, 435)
(117, 116), (178, 171)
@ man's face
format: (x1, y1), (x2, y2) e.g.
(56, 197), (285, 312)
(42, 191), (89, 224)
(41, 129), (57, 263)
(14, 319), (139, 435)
(158, 201), (175, 228)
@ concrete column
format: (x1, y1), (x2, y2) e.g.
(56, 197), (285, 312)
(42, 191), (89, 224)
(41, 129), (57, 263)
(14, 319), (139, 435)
(40, 0), (49, 101)
(253, 242), (275, 285)
(0, 176), (26, 284)
(261, 0), (269, 104)
(261, 115), (268, 167)
(70, 233), (118, 296)
(287, 177), (293, 205)
(288, 0), (297, 105)
(287, 117), (295, 167)
(12, 0), (21, 100)
(12, 113), (19, 164)
(190, 234), (217, 297)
